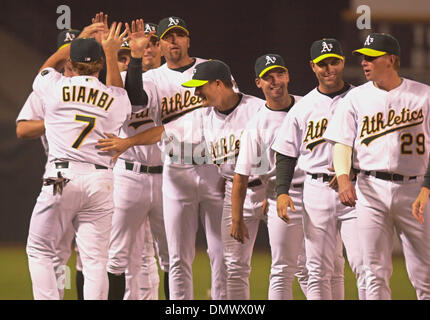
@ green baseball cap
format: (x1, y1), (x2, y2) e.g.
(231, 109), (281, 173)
(70, 38), (103, 63)
(353, 33), (400, 57)
(182, 60), (231, 88)
(311, 38), (344, 63)
(57, 29), (80, 50)
(254, 54), (288, 78)
(157, 16), (189, 39)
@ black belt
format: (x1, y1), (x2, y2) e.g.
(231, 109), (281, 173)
(125, 162), (163, 174)
(292, 183), (304, 189)
(55, 161), (107, 170)
(307, 173), (334, 183)
(247, 179), (263, 188)
(362, 170), (417, 182)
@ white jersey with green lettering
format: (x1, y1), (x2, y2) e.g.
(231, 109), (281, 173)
(323, 79), (430, 176)
(164, 93), (264, 180)
(235, 96), (304, 197)
(272, 86), (353, 174)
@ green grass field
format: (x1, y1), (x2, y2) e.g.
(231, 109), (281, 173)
(0, 245), (417, 300)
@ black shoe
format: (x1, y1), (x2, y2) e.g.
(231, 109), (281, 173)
(164, 272), (170, 300)
(76, 270), (84, 300)
(108, 272), (125, 300)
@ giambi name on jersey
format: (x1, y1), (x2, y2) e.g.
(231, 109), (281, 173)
(62, 85), (114, 111)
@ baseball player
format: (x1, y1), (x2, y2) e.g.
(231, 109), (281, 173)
(119, 17), (227, 300)
(272, 38), (366, 300)
(324, 33), (430, 300)
(16, 28), (81, 300)
(26, 23), (131, 299)
(97, 59), (267, 299)
(107, 21), (169, 301)
(231, 54), (308, 299)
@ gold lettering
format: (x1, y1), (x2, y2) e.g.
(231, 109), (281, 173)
(97, 92), (109, 108)
(62, 86), (70, 102)
(76, 86), (86, 103)
(87, 88), (99, 105)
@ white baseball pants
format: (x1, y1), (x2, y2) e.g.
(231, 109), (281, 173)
(107, 161), (168, 299)
(356, 174), (430, 300)
(302, 175), (366, 300)
(162, 164), (226, 300)
(27, 162), (114, 300)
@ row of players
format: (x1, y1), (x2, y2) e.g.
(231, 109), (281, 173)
(17, 12), (430, 300)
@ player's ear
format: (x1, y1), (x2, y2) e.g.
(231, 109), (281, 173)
(309, 61), (315, 71)
(255, 77), (261, 88)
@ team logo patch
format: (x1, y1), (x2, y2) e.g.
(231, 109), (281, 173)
(321, 41), (333, 53)
(168, 17), (179, 26)
(41, 70), (50, 76)
(265, 55), (276, 65)
(64, 32), (76, 42)
(364, 35), (374, 46)
(145, 24), (155, 33)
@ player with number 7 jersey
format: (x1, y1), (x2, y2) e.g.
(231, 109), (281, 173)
(27, 25), (131, 300)
(33, 71), (130, 167)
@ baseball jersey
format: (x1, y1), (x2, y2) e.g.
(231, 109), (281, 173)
(272, 86), (353, 174)
(16, 91), (48, 155)
(119, 72), (162, 166)
(140, 58), (239, 167)
(323, 79), (430, 176)
(33, 67), (131, 168)
(235, 96), (305, 198)
(164, 93), (264, 180)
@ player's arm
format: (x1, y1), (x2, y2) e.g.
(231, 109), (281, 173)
(124, 19), (151, 106)
(16, 120), (45, 139)
(102, 22), (127, 88)
(231, 173), (250, 244)
(333, 142), (357, 207)
(97, 125), (165, 162)
(275, 152), (297, 223)
(412, 157), (430, 224)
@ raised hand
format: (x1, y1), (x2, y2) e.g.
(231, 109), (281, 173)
(78, 22), (105, 41)
(102, 22), (127, 56)
(125, 19), (155, 58)
(89, 12), (109, 43)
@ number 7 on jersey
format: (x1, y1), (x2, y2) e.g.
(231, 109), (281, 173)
(72, 114), (96, 149)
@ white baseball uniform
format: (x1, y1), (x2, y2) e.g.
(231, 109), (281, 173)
(272, 85), (366, 300)
(235, 97), (309, 299)
(164, 93), (267, 300)
(107, 69), (168, 300)
(27, 67), (131, 300)
(135, 58), (227, 300)
(17, 91), (80, 299)
(324, 79), (430, 300)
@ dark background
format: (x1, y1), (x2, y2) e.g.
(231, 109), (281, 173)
(0, 0), (385, 244)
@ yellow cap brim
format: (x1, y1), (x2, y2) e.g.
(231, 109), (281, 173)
(313, 53), (345, 63)
(258, 65), (288, 78)
(352, 48), (386, 57)
(160, 26), (190, 40)
(57, 42), (71, 51)
(181, 79), (208, 88)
